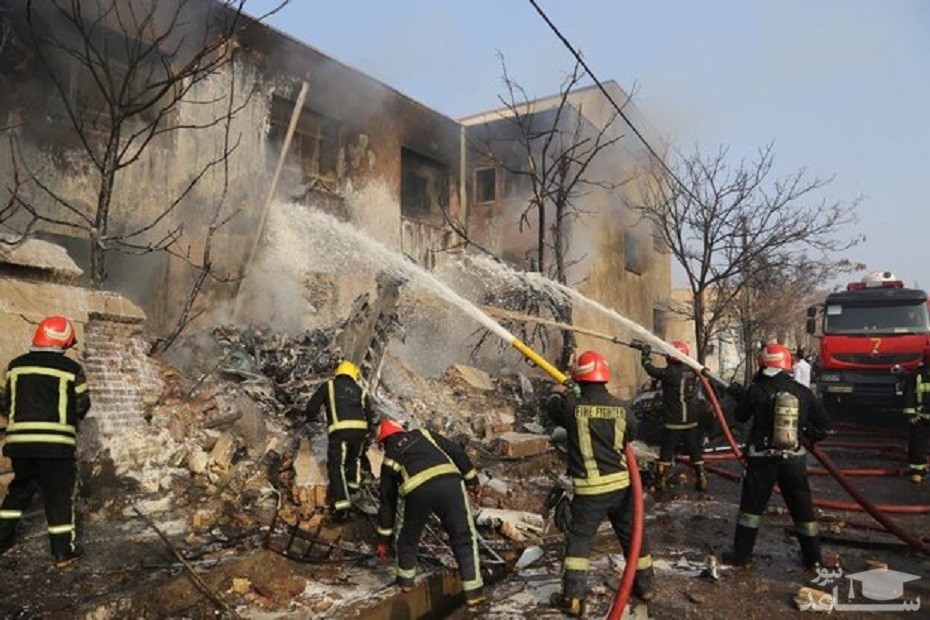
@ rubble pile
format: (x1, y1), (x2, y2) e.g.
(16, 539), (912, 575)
(212, 324), (341, 418)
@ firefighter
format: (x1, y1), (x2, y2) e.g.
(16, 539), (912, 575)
(374, 419), (486, 607)
(547, 350), (655, 616)
(639, 341), (707, 492)
(306, 360), (376, 521)
(725, 343), (831, 569)
(899, 354), (930, 483)
(0, 316), (90, 567)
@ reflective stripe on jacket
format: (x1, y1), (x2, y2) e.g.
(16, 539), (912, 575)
(548, 383), (635, 495)
(377, 428), (477, 537)
(1, 351), (90, 459)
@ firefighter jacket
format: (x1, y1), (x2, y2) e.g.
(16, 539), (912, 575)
(547, 383), (637, 496)
(902, 365), (930, 420)
(642, 359), (699, 429)
(306, 375), (375, 434)
(735, 370), (831, 457)
(376, 428), (478, 538)
(1, 350), (90, 459)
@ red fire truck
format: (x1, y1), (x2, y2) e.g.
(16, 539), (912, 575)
(808, 272), (930, 417)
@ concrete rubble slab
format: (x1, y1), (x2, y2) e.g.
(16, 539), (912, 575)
(493, 431), (550, 458)
(0, 234), (83, 281)
(447, 364), (494, 391)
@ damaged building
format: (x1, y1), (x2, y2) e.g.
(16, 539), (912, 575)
(461, 84), (672, 397)
(0, 2), (671, 397)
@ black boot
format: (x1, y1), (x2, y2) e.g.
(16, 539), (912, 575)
(797, 535), (822, 569)
(723, 525), (757, 568)
(654, 462), (669, 491)
(633, 567), (656, 602)
(694, 464), (709, 493)
(550, 592), (585, 617)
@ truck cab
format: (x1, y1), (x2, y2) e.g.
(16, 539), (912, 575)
(809, 272), (930, 418)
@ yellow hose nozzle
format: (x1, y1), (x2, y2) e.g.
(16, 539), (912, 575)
(511, 339), (569, 384)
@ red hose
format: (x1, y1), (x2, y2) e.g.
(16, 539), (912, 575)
(812, 498), (930, 514)
(698, 375), (743, 461)
(706, 462), (930, 515)
(818, 440), (904, 450)
(607, 444), (643, 620)
(807, 467), (906, 477)
(809, 445), (930, 554)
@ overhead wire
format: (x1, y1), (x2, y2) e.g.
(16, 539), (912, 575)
(526, 0), (695, 200)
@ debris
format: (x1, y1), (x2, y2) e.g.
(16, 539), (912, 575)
(253, 576), (307, 607)
(485, 478), (510, 497)
(492, 432), (550, 458)
(292, 437), (328, 510)
(518, 374), (534, 399)
(187, 447), (208, 474)
(686, 591), (707, 604)
(229, 577), (252, 595)
(866, 559), (888, 570)
(476, 508), (545, 543)
(522, 421), (545, 435)
(192, 509), (218, 532)
(209, 432), (238, 472)
(447, 364), (494, 391)
(514, 546), (545, 570)
(132, 507), (237, 618)
(312, 597), (335, 614)
(500, 520), (526, 543)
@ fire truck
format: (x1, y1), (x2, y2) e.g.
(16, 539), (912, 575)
(808, 272), (930, 417)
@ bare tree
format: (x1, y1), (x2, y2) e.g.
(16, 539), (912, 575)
(13, 0), (285, 287)
(729, 257), (863, 382)
(468, 56), (628, 366)
(631, 143), (862, 365)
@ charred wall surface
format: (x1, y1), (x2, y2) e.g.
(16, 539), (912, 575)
(0, 2), (468, 334)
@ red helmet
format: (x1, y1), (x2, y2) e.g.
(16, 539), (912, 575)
(672, 341), (690, 357)
(758, 343), (792, 372)
(33, 316), (76, 349)
(572, 350), (610, 383)
(376, 419), (405, 443)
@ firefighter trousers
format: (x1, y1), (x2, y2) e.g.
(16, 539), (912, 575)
(0, 458), (77, 558)
(563, 488), (654, 599)
(658, 425), (703, 465)
(394, 475), (483, 594)
(734, 454), (820, 567)
(907, 418), (930, 473)
(327, 429), (368, 511)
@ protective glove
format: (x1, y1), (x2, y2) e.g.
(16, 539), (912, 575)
(375, 535), (391, 559)
(468, 484), (483, 509)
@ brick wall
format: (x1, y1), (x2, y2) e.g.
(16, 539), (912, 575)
(83, 312), (162, 437)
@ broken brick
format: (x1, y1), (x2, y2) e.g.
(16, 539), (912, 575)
(492, 432), (549, 458)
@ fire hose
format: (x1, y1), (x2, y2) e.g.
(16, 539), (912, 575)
(506, 339), (644, 618)
(607, 443), (643, 620)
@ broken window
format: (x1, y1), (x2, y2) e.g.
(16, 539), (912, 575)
(475, 167), (498, 204)
(652, 308), (667, 339)
(625, 230), (645, 275)
(401, 147), (448, 221)
(652, 217), (667, 253)
(269, 95), (341, 182)
(47, 24), (177, 139)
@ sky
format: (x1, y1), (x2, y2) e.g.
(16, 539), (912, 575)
(249, 0), (930, 288)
